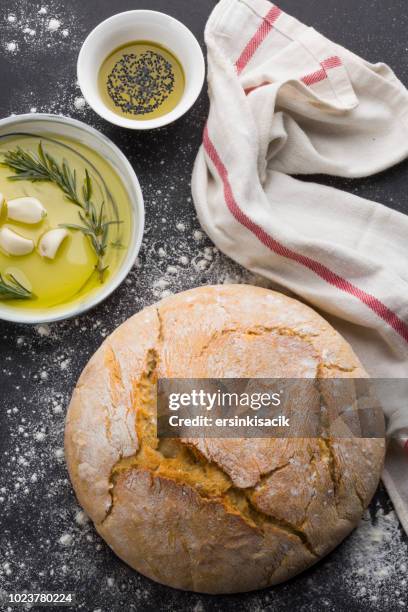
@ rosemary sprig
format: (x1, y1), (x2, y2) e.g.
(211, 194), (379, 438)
(0, 273), (32, 300)
(61, 199), (122, 280)
(2, 144), (121, 282)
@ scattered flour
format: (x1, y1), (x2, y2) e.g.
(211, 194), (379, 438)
(2, 1), (84, 70)
(74, 96), (86, 110)
(342, 508), (408, 604)
(5, 41), (17, 53)
(0, 0), (91, 118)
(36, 324), (51, 337)
(34, 431), (46, 442)
(47, 18), (60, 32)
(59, 533), (72, 546)
(74, 510), (89, 526)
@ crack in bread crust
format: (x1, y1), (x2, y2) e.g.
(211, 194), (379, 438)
(100, 314), (325, 557)
(102, 344), (159, 525)
(197, 324), (320, 361)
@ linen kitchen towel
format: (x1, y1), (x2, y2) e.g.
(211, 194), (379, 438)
(192, 0), (408, 533)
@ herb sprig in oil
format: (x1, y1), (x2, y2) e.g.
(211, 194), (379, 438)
(2, 144), (121, 282)
(0, 273), (32, 300)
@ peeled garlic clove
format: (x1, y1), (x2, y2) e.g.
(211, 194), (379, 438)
(7, 197), (47, 224)
(0, 227), (34, 256)
(38, 228), (68, 259)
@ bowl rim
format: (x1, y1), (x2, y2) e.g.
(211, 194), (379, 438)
(77, 9), (206, 130)
(0, 112), (145, 325)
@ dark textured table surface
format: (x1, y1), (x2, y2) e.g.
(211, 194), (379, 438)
(1, 1), (408, 611)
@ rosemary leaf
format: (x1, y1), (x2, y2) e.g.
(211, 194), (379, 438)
(83, 168), (92, 206)
(0, 273), (32, 300)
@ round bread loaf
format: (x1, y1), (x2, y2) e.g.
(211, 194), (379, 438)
(65, 285), (385, 594)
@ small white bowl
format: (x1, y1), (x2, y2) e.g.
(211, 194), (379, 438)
(77, 10), (206, 130)
(0, 114), (144, 325)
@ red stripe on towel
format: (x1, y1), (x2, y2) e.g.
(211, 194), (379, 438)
(236, 6), (282, 74)
(301, 55), (343, 86)
(321, 56), (343, 70)
(202, 126), (408, 343)
(245, 57), (343, 93)
(301, 68), (327, 86)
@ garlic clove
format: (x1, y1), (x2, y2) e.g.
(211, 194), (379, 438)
(38, 228), (68, 259)
(0, 227), (34, 256)
(7, 197), (47, 224)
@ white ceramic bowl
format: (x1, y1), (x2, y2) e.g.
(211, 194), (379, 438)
(77, 10), (206, 130)
(0, 114), (144, 325)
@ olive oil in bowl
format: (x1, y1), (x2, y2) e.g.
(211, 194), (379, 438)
(99, 41), (185, 121)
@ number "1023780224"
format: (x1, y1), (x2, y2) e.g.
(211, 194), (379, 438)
(5, 592), (76, 606)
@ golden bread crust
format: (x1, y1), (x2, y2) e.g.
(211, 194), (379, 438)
(65, 285), (385, 593)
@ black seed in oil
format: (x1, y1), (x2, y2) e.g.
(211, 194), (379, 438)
(106, 50), (176, 116)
